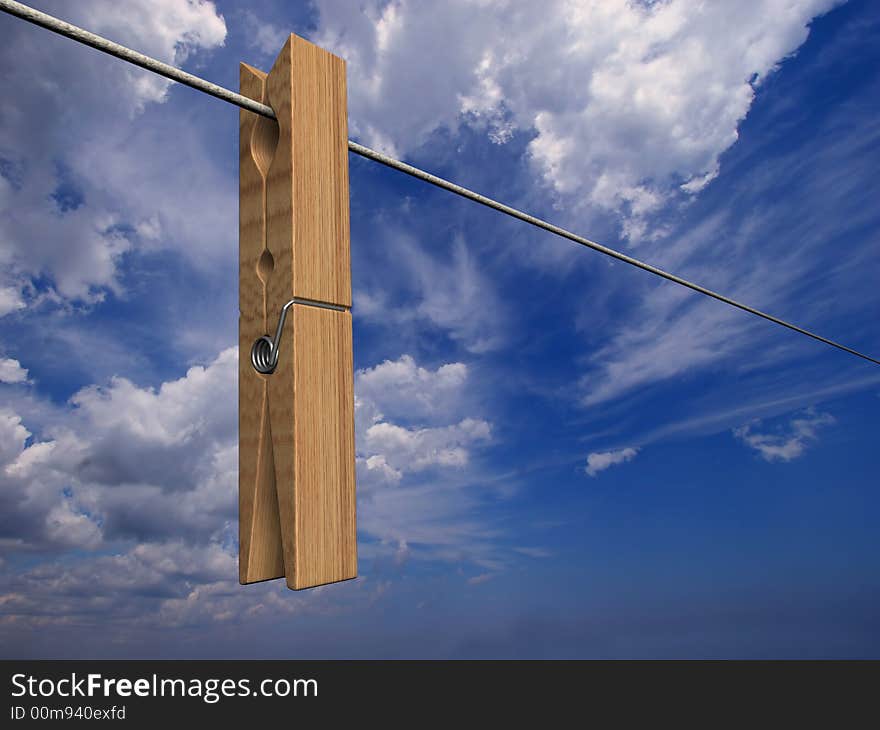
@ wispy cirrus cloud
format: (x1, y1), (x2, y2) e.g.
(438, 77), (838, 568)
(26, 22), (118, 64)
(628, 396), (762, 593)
(353, 226), (507, 354)
(577, 82), (880, 409)
(238, 8), (289, 58)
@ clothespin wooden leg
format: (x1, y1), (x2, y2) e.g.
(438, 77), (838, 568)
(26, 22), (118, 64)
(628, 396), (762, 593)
(239, 35), (356, 590)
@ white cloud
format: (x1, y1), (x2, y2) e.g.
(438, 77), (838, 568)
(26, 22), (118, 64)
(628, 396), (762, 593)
(364, 418), (491, 472)
(0, 347), (504, 577)
(0, 0), (228, 310)
(0, 535), (395, 639)
(354, 354), (491, 478)
(70, 348), (238, 449)
(315, 0), (839, 239)
(577, 88), (880, 409)
(362, 454), (402, 485)
(0, 347), (510, 633)
(0, 409), (30, 466)
(0, 285), (25, 317)
(581, 286), (752, 407)
(585, 446), (638, 477)
(0, 408), (98, 550)
(240, 10), (289, 57)
(733, 407), (835, 462)
(0, 357), (28, 384)
(355, 354), (468, 423)
(411, 237), (505, 353)
(352, 354), (507, 569)
(64, 0), (228, 112)
(0, 347), (238, 552)
(354, 230), (506, 353)
(44, 500), (103, 549)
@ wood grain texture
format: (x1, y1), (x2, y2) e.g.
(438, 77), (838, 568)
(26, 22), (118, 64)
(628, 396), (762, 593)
(266, 34), (351, 307)
(239, 62), (284, 584)
(239, 36), (356, 590)
(268, 307), (356, 589)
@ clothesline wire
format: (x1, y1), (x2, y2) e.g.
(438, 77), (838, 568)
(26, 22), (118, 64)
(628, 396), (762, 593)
(1, 0), (877, 367)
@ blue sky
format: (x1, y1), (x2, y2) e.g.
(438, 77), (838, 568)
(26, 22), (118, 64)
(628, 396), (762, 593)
(0, 0), (878, 658)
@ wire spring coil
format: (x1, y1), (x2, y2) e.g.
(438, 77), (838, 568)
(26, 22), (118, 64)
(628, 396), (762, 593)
(251, 298), (347, 375)
(250, 335), (278, 374)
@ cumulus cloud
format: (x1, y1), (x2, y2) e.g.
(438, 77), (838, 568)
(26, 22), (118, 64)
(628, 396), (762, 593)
(585, 446), (638, 477)
(0, 409), (30, 467)
(0, 534), (399, 648)
(0, 346), (500, 559)
(0, 408), (98, 550)
(353, 355), (500, 566)
(0, 285), (25, 317)
(0, 348), (239, 552)
(70, 349), (238, 451)
(347, 353), (513, 574)
(355, 354), (468, 423)
(354, 355), (491, 481)
(0, 357), (28, 383)
(733, 407), (834, 462)
(0, 0), (228, 310)
(364, 418), (491, 472)
(0, 344), (508, 632)
(50, 0), (227, 112)
(315, 0), (838, 239)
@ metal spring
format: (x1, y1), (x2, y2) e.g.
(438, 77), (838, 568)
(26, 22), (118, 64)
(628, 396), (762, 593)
(251, 298), (347, 375)
(250, 335), (277, 374)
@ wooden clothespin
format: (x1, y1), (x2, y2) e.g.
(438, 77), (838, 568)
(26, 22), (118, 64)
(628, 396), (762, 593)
(238, 34), (356, 590)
